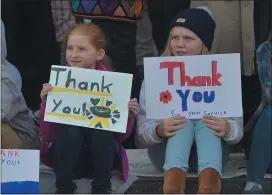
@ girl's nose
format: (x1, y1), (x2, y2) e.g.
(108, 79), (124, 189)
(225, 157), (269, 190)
(177, 39), (185, 47)
(71, 50), (79, 58)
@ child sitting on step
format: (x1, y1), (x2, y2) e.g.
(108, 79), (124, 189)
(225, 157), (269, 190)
(40, 23), (139, 194)
(136, 7), (243, 194)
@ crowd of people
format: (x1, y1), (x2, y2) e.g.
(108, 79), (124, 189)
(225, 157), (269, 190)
(1, 0), (271, 194)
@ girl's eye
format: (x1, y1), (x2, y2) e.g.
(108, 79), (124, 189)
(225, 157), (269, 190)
(172, 36), (179, 40)
(79, 47), (86, 51)
(184, 36), (193, 40)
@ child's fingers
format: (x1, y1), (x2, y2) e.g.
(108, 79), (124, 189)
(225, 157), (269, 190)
(129, 108), (139, 114)
(43, 83), (52, 88)
(42, 86), (53, 93)
(128, 103), (137, 108)
(129, 99), (137, 104)
(128, 105), (139, 111)
(128, 104), (138, 108)
(165, 131), (176, 137)
(203, 118), (219, 126)
(206, 124), (220, 132)
(170, 124), (184, 131)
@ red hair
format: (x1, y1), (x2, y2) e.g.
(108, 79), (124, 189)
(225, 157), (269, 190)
(65, 23), (111, 70)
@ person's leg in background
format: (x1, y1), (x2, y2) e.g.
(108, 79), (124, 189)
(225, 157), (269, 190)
(163, 120), (195, 193)
(136, 5), (158, 82)
(195, 120), (222, 194)
(1, 123), (24, 149)
(245, 106), (272, 193)
(146, 0), (165, 55)
(50, 125), (85, 193)
(254, 0), (271, 49)
(147, 0), (191, 55)
(85, 128), (115, 194)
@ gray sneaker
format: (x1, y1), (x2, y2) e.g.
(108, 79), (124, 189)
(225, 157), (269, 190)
(244, 185), (264, 194)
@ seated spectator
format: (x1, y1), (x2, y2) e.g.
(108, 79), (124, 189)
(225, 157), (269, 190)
(136, 7), (243, 194)
(1, 21), (40, 149)
(39, 23), (139, 194)
(244, 31), (272, 194)
(1, 21), (21, 89)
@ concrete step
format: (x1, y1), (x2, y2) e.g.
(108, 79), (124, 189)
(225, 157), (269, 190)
(125, 177), (272, 194)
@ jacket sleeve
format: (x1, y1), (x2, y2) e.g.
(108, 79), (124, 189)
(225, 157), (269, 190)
(223, 117), (244, 145)
(136, 80), (164, 147)
(256, 42), (271, 88)
(1, 78), (19, 121)
(40, 102), (59, 142)
(116, 115), (135, 142)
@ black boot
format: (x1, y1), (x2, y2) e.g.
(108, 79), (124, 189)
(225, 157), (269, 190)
(91, 177), (112, 194)
(55, 182), (77, 194)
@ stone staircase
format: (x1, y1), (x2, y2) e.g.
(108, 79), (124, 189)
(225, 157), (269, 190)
(40, 149), (272, 193)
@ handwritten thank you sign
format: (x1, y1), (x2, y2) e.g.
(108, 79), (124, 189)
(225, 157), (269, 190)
(44, 65), (133, 133)
(1, 149), (40, 194)
(144, 54), (243, 119)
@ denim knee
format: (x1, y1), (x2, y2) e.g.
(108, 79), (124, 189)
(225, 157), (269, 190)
(163, 120), (195, 172)
(195, 120), (222, 175)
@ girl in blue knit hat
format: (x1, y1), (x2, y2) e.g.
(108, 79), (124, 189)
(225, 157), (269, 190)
(136, 7), (243, 194)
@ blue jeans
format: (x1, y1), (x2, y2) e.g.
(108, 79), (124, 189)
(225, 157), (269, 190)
(247, 106), (272, 184)
(164, 120), (222, 175)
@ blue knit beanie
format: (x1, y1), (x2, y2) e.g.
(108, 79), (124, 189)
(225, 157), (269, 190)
(170, 7), (216, 51)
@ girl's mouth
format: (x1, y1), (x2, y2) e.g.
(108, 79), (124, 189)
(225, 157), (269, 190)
(176, 51), (187, 55)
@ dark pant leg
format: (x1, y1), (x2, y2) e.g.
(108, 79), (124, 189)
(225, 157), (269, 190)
(146, 0), (165, 55)
(247, 106), (272, 184)
(85, 129), (115, 179)
(50, 125), (85, 188)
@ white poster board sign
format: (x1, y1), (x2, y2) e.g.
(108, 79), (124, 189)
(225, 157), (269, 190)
(1, 149), (40, 194)
(144, 53), (243, 119)
(44, 65), (133, 133)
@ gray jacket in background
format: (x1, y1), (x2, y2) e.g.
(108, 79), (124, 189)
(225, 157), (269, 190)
(1, 64), (40, 149)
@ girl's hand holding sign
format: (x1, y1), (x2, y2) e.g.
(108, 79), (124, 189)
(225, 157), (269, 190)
(156, 116), (186, 138)
(128, 98), (139, 117)
(203, 115), (231, 137)
(40, 83), (53, 104)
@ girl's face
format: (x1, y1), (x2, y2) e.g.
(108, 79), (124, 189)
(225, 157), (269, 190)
(170, 26), (204, 56)
(66, 34), (105, 69)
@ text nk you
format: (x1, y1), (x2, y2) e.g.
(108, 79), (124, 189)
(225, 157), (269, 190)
(160, 61), (222, 111)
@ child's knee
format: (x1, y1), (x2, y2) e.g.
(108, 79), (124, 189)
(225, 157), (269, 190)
(91, 129), (114, 143)
(58, 125), (84, 141)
